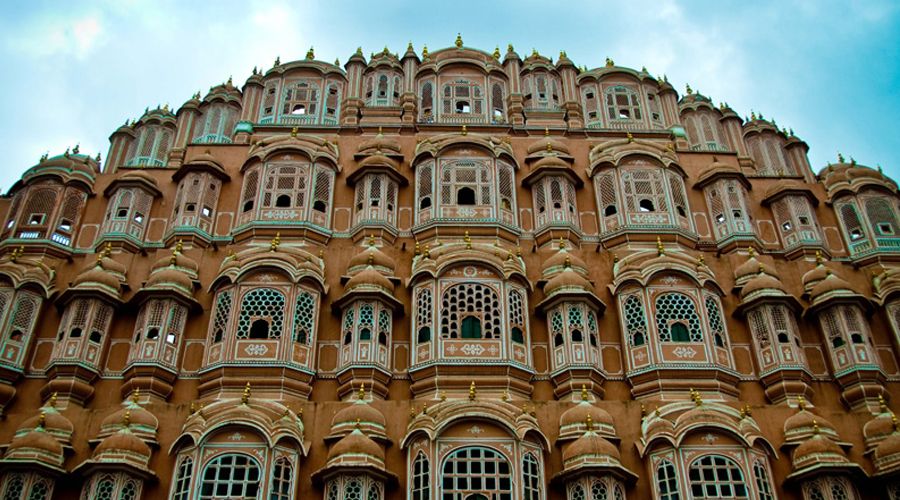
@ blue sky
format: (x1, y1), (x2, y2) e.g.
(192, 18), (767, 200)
(0, 0), (898, 191)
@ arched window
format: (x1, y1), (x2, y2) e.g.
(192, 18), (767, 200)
(0, 472), (54, 500)
(441, 283), (501, 339)
(280, 80), (319, 122)
(126, 124), (173, 167)
(415, 287), (433, 345)
(688, 455), (747, 499)
(411, 452), (430, 500)
(656, 460), (680, 500)
(442, 80), (484, 117)
(656, 293), (703, 342)
(570, 483), (586, 500)
(420, 81), (434, 121)
(582, 84), (601, 127)
(491, 83), (505, 122)
(292, 291), (316, 344)
(268, 457), (294, 500)
(705, 296), (727, 348)
(194, 103), (239, 144)
(865, 196), (899, 236)
(508, 289), (526, 345)
(623, 295), (647, 347)
(752, 459), (775, 500)
(522, 452), (542, 500)
(441, 447), (511, 500)
(170, 457), (193, 500)
(199, 454), (261, 500)
(605, 86), (642, 121)
(237, 288), (285, 340)
(591, 480), (608, 499)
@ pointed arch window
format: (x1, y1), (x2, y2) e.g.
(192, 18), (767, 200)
(441, 447), (512, 500)
(170, 456), (194, 500)
(605, 85), (642, 121)
(522, 452), (542, 500)
(655, 293), (703, 342)
(126, 124), (173, 167)
(656, 459), (680, 500)
(411, 452), (430, 500)
(268, 457), (294, 500)
(199, 454), (261, 500)
(687, 455), (747, 499)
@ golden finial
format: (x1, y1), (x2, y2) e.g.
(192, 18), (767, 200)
(521, 403), (529, 415)
(461, 124), (467, 135)
(38, 411), (46, 429)
(493, 46), (500, 59)
(464, 231), (472, 249)
(358, 383), (366, 402)
(758, 264), (765, 275)
(190, 402), (197, 414)
(626, 132), (634, 143)
(581, 384), (589, 401)
(455, 33), (463, 48)
(564, 256), (571, 268)
(560, 50), (567, 58)
(558, 237), (566, 250)
(744, 404), (752, 417)
(740, 406), (747, 419)
(697, 254), (705, 266)
(291, 126), (298, 138)
(270, 232), (281, 252)
(355, 417), (361, 429)
(469, 381), (476, 401)
(747, 246), (755, 258)
(508, 44), (514, 53)
(131, 388), (140, 404)
(640, 403), (647, 418)
(546, 142), (553, 152)
(410, 406), (417, 418)
(657, 236), (665, 256)
(655, 407), (661, 417)
(441, 391), (447, 402)
(306, 47), (315, 60)
(690, 388), (702, 406)
(423, 244), (430, 259)
(612, 253), (619, 263)
(422, 401), (428, 414)
(797, 396), (807, 410)
(837, 152), (845, 163)
(72, 143), (80, 155)
(750, 110), (757, 121)
(422, 45), (429, 59)
(685, 83), (693, 95)
(605, 57), (614, 67)
(544, 126), (550, 137)
(334, 58), (340, 66)
(123, 410), (131, 427)
(414, 241), (421, 255)
(531, 48), (538, 57)
(812, 419), (820, 434)
(880, 394), (888, 413)
(585, 414), (594, 431)
(367, 253), (374, 266)
(502, 390), (509, 402)
(241, 382), (251, 404)
(815, 250), (823, 265)
(49, 392), (57, 408)
(103, 242), (113, 258)
(516, 246), (522, 257)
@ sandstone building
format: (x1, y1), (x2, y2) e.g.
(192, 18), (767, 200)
(1, 37), (900, 499)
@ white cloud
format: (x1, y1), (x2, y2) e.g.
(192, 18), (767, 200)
(5, 13), (105, 60)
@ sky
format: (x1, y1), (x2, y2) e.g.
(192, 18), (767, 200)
(0, 0), (898, 191)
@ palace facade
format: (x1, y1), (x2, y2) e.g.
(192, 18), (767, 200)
(2, 36), (900, 500)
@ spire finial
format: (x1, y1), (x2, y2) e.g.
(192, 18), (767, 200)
(812, 419), (820, 434)
(241, 382), (251, 404)
(797, 396), (807, 411)
(508, 44), (514, 53)
(558, 237), (566, 250)
(123, 410), (131, 427)
(461, 124), (467, 135)
(131, 388), (140, 405)
(469, 381), (476, 401)
(358, 382), (366, 402)
(585, 414), (594, 431)
(493, 46), (500, 59)
(49, 392), (57, 408)
(837, 151), (845, 163)
(657, 236), (665, 256)
(605, 57), (614, 67)
(464, 231), (472, 249)
(640, 403), (647, 418)
(815, 250), (824, 265)
(581, 384), (589, 401)
(685, 83), (693, 95)
(38, 411), (46, 429)
(291, 126), (298, 138)
(422, 44), (429, 59)
(455, 33), (463, 48)
(306, 47), (315, 60)
(748, 246), (755, 258)
(270, 232), (281, 252)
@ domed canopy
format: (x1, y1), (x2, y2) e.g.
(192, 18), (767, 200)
(819, 161), (898, 202)
(864, 397), (897, 453)
(135, 243), (200, 307)
(63, 244), (128, 304)
(327, 428), (384, 464)
(874, 431), (900, 476)
(329, 388), (388, 443)
(347, 239), (396, 275)
(97, 394), (159, 446)
(558, 397), (616, 442)
(554, 424), (637, 484)
(783, 400), (842, 446)
(1, 427), (65, 472)
(733, 248), (773, 290)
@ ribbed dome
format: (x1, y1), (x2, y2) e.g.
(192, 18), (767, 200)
(345, 266), (394, 293)
(6, 429), (63, 456)
(784, 408), (840, 444)
(793, 434), (846, 468)
(146, 267), (193, 290)
(101, 406), (158, 432)
(562, 431), (620, 463)
(876, 432), (900, 461)
(544, 267), (592, 295)
(864, 409), (896, 449)
(332, 402), (387, 430)
(73, 266), (121, 290)
(559, 402), (615, 440)
(327, 428), (384, 463)
(543, 245), (588, 276)
(801, 256), (830, 293)
(95, 429), (151, 459)
(20, 410), (73, 436)
(119, 170), (158, 186)
(348, 245), (395, 273)
(740, 271), (787, 299)
(809, 271), (856, 302)
(734, 251), (772, 284)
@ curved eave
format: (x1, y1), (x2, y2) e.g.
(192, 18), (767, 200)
(804, 292), (873, 318)
(784, 461), (868, 485)
(734, 292), (803, 316)
(263, 60), (347, 79)
(535, 289), (606, 315)
(346, 161), (408, 187)
(172, 161), (231, 182)
(550, 461), (639, 485)
(825, 179), (898, 204)
(71, 459), (156, 480)
(761, 184), (820, 207)
(693, 166), (751, 190)
(412, 137), (518, 167)
(331, 288), (404, 315)
(521, 162), (583, 188)
(311, 462), (397, 487)
(103, 177), (162, 198)
(130, 287), (201, 312)
(56, 286), (124, 308)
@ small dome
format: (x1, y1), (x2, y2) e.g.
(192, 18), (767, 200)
(6, 429), (63, 457)
(864, 406), (896, 450)
(543, 244), (588, 276)
(348, 245), (395, 273)
(146, 267), (193, 291)
(19, 410), (73, 436)
(810, 271), (857, 302)
(118, 170), (158, 186)
(101, 406), (158, 433)
(559, 402), (615, 440)
(95, 429), (151, 459)
(73, 266), (121, 290)
(793, 434), (846, 468)
(784, 408), (840, 444)
(875, 432), (900, 461)
(345, 266), (394, 293)
(544, 267), (592, 295)
(740, 271), (787, 299)
(331, 402), (387, 431)
(327, 428), (384, 463)
(562, 431), (620, 463)
(733, 251), (771, 284)
(801, 258), (830, 293)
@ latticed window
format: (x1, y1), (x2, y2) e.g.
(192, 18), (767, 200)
(199, 454), (260, 500)
(747, 134), (793, 176)
(326, 475), (383, 500)
(655, 293), (703, 342)
(705, 295), (727, 348)
(522, 452), (542, 500)
(442, 80), (484, 116)
(836, 200), (866, 245)
(411, 452), (430, 500)
(101, 187), (154, 241)
(491, 82), (505, 122)
(81, 472), (141, 500)
(416, 160), (434, 218)
(130, 298), (186, 367)
(194, 103), (239, 144)
(508, 289), (527, 344)
(582, 84), (601, 127)
(237, 288), (286, 340)
(706, 180), (754, 240)
(441, 447), (512, 500)
(170, 456), (193, 500)
(0, 472), (54, 500)
(259, 81), (280, 123)
(819, 304), (878, 368)
(292, 291), (317, 344)
(624, 168), (668, 214)
(688, 455), (748, 499)
(771, 196), (821, 248)
(268, 457), (294, 500)
(240, 162), (335, 228)
(623, 294), (648, 346)
(753, 459), (775, 500)
(523, 72), (560, 110)
(419, 80), (435, 121)
(802, 477), (857, 500)
(281, 80), (319, 118)
(354, 173), (398, 226)
(210, 289), (233, 344)
(415, 287), (433, 344)
(53, 298), (113, 366)
(865, 196), (899, 236)
(533, 176), (578, 230)
(126, 124), (173, 167)
(9, 184), (85, 243)
(171, 172), (221, 234)
(440, 159), (493, 207)
(605, 85), (642, 121)
(365, 73), (401, 107)
(685, 111), (727, 151)
(339, 300), (391, 369)
(656, 460), (680, 500)
(440, 283), (502, 339)
(497, 160), (517, 224)
(0, 289), (42, 370)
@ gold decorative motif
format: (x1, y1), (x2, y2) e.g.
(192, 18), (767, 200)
(241, 382), (251, 405)
(469, 381), (476, 401)
(605, 57), (614, 67)
(455, 33), (463, 48)
(492, 46), (500, 59)
(270, 232), (281, 252)
(581, 385), (589, 401)
(306, 47), (315, 60)
(657, 236), (665, 256)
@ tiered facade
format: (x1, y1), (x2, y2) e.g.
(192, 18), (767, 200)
(3, 37), (900, 499)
